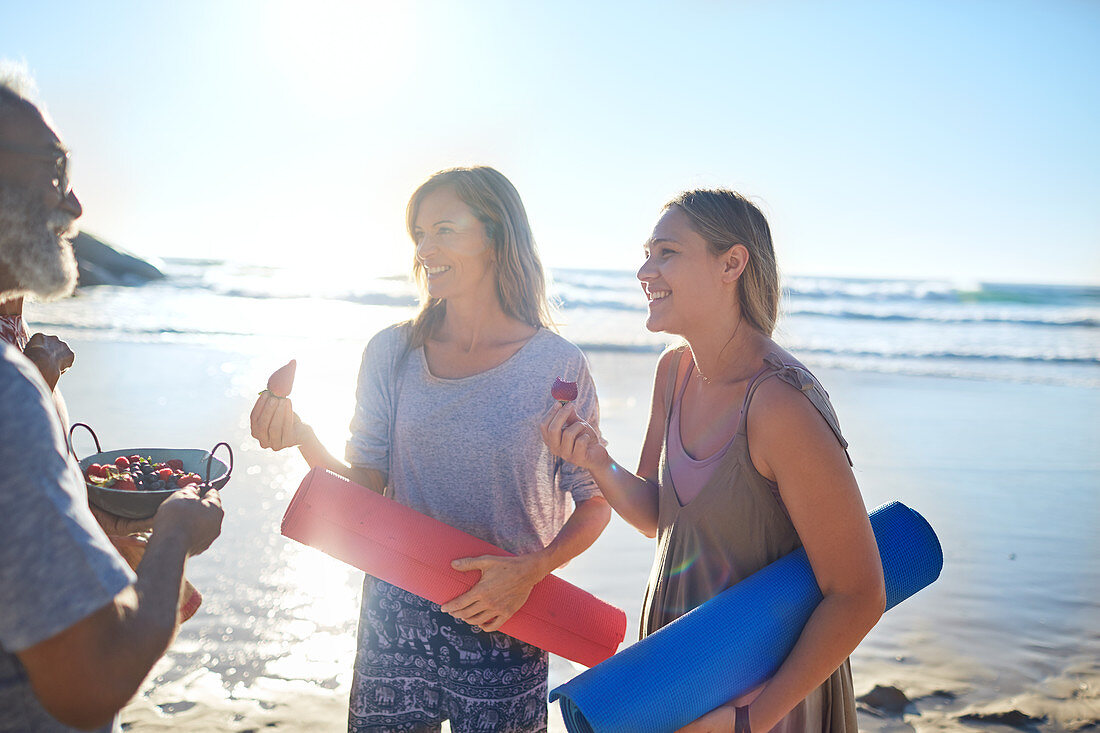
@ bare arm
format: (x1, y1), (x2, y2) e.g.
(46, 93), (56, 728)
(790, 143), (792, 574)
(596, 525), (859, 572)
(678, 382), (885, 733)
(541, 349), (678, 537)
(442, 495), (612, 632)
(17, 488), (223, 730)
(535, 495), (612, 572)
(250, 392), (386, 493)
(22, 333), (74, 392)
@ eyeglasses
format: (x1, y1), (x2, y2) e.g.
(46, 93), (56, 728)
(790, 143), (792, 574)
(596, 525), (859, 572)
(0, 141), (70, 200)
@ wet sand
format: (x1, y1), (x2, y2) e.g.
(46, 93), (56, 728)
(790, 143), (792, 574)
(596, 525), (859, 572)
(53, 336), (1099, 732)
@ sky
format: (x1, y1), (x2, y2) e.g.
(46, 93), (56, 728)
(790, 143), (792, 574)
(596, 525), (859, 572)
(2, 0), (1098, 285)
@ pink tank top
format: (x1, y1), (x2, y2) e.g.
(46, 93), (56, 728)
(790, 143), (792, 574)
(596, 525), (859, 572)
(667, 361), (742, 505)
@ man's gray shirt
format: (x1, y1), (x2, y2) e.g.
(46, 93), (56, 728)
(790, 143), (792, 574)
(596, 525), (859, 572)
(0, 344), (134, 732)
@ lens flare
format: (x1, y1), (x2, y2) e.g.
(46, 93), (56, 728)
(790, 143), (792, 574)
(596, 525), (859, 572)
(666, 547), (699, 577)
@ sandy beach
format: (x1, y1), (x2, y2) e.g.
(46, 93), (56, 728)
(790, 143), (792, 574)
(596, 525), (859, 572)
(46, 330), (1098, 732)
(6, 0), (1100, 726)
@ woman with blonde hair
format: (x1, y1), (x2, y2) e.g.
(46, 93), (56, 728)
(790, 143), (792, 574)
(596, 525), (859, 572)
(252, 166), (611, 733)
(542, 189), (884, 732)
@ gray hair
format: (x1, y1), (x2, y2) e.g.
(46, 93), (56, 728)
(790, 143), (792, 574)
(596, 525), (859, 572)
(0, 60), (40, 126)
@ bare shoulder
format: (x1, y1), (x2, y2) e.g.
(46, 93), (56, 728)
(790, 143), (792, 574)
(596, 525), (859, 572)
(638, 346), (687, 480)
(747, 371), (835, 445)
(645, 346), (688, 430)
(767, 342), (801, 364)
(653, 344), (688, 393)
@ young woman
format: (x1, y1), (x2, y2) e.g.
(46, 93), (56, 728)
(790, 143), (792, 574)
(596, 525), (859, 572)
(541, 190), (885, 733)
(251, 166), (610, 733)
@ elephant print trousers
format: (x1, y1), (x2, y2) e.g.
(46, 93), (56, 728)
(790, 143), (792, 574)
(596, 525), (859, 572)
(349, 577), (549, 733)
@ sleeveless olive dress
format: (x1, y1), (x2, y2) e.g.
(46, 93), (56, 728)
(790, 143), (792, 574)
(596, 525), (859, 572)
(640, 349), (858, 733)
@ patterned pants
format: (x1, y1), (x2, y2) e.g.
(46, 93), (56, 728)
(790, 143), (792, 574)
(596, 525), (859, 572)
(348, 577), (549, 733)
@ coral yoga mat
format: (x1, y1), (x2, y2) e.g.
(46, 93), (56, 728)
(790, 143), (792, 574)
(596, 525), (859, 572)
(548, 501), (943, 733)
(280, 468), (627, 668)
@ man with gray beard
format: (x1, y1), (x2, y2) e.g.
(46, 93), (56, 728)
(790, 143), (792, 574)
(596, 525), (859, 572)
(0, 65), (79, 393)
(0, 158), (80, 303)
(0, 65), (225, 732)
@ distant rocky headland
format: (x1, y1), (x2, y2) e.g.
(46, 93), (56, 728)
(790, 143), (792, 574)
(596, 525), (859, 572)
(72, 231), (165, 287)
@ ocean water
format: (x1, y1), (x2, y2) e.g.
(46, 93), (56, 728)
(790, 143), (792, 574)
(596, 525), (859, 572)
(26, 259), (1100, 388)
(32, 263), (1099, 729)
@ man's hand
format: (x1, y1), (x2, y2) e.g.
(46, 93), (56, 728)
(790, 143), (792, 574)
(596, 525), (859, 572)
(151, 486), (224, 557)
(440, 553), (551, 632)
(23, 333), (74, 391)
(17, 487), (223, 732)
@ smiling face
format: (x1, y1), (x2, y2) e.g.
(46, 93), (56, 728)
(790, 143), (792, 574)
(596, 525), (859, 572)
(410, 185), (496, 303)
(637, 205), (744, 336)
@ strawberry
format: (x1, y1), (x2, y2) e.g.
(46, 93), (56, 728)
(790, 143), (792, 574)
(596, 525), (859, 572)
(551, 377), (578, 406)
(87, 464), (107, 479)
(114, 476), (136, 491)
(167, 459), (184, 471)
(115, 456), (130, 469)
(178, 474), (200, 488)
(128, 455), (142, 464)
(157, 468), (173, 481)
(266, 359), (297, 398)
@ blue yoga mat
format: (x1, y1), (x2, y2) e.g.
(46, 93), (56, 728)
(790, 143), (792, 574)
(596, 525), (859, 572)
(549, 501), (943, 733)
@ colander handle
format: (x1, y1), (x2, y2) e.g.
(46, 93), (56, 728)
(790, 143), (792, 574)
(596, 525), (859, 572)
(68, 422), (102, 459)
(202, 442), (233, 497)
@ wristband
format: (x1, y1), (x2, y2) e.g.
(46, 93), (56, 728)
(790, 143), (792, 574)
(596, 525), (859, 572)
(734, 705), (751, 733)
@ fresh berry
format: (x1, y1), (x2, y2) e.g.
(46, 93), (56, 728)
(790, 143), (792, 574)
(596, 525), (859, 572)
(178, 474), (200, 488)
(128, 455), (142, 464)
(551, 377), (578, 405)
(114, 456), (130, 469)
(114, 476), (136, 491)
(167, 459), (184, 471)
(87, 464), (107, 479)
(266, 359), (297, 398)
(156, 468), (173, 481)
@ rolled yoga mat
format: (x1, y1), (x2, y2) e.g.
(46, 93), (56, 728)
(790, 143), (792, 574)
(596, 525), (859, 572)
(549, 501), (943, 733)
(280, 467), (628, 668)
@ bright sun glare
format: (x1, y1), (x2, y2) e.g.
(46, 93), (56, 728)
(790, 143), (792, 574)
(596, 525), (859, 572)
(262, 1), (416, 101)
